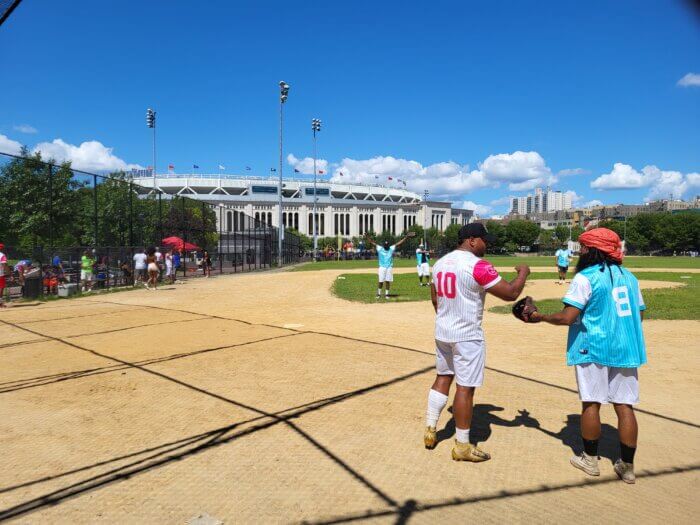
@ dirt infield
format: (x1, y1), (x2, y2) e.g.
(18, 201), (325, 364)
(1, 270), (698, 523)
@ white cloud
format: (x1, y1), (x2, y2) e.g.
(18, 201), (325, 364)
(32, 139), (142, 172)
(287, 153), (328, 175)
(13, 124), (38, 134)
(490, 196), (514, 206)
(564, 190), (584, 204)
(591, 162), (698, 200)
(320, 150), (557, 202)
(0, 134), (23, 155)
(462, 200), (492, 217)
(591, 163), (650, 189)
(557, 168), (590, 176)
(677, 73), (700, 87)
(581, 199), (604, 208)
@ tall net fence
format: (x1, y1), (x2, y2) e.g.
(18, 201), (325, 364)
(0, 151), (303, 300)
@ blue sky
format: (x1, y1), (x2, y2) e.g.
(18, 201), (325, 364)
(1, 0), (699, 215)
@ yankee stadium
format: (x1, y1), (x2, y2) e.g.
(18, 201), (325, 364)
(130, 171), (474, 237)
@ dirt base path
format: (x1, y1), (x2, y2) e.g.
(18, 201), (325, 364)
(0, 270), (698, 523)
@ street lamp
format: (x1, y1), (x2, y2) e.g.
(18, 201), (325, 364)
(278, 81), (289, 267)
(146, 108), (157, 189)
(312, 118), (322, 261)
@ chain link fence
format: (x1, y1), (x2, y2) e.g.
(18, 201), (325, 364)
(0, 152), (303, 300)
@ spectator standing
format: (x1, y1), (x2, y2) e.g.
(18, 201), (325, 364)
(132, 249), (148, 286)
(165, 249), (174, 283)
(146, 247), (159, 290)
(0, 243), (7, 307)
(80, 251), (95, 292)
(203, 250), (212, 278)
(172, 249), (181, 282)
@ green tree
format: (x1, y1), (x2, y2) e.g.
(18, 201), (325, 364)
(485, 221), (508, 253)
(506, 219), (540, 249)
(287, 228), (312, 252)
(443, 223), (462, 251)
(538, 229), (559, 253)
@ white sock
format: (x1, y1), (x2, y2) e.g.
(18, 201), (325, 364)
(425, 389), (448, 427)
(456, 427), (470, 444)
(377, 288), (381, 295)
(385, 289), (390, 296)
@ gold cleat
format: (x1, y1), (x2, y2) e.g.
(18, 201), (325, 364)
(451, 440), (491, 462)
(424, 426), (437, 449)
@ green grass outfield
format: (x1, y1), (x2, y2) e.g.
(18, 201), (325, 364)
(295, 255), (700, 271)
(331, 271), (699, 320)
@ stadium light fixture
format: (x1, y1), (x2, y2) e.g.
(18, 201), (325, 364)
(146, 108), (157, 189)
(312, 118), (322, 261)
(278, 81), (290, 267)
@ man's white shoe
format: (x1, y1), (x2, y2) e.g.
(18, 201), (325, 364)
(614, 459), (636, 484)
(570, 452), (600, 476)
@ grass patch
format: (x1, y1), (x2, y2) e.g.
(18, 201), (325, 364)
(332, 270), (699, 320)
(295, 255), (700, 272)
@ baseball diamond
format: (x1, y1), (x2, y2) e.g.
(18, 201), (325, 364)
(0, 265), (697, 522)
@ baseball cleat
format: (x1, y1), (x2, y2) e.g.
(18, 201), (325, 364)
(570, 452), (600, 476)
(614, 459), (636, 484)
(451, 441), (491, 462)
(424, 426), (437, 449)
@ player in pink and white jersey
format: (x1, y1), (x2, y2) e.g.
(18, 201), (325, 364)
(423, 223), (531, 462)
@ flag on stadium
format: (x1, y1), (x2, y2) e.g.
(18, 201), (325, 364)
(270, 168), (277, 172)
(339, 172), (344, 177)
(245, 166), (252, 171)
(388, 176), (393, 180)
(318, 170), (325, 174)
(294, 168), (300, 173)
(168, 164), (174, 170)
(193, 164), (199, 169)
(218, 165), (226, 171)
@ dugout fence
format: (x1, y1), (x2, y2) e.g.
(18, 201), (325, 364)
(0, 151), (303, 299)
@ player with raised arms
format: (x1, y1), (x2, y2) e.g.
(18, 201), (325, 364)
(525, 228), (646, 484)
(364, 231), (416, 300)
(423, 223), (531, 462)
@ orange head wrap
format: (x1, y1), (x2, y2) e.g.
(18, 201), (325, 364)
(578, 228), (623, 263)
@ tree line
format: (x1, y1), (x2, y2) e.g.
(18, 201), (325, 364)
(0, 151), (218, 257)
(290, 213), (699, 257)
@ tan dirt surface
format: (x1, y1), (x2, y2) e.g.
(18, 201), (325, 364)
(0, 270), (698, 524)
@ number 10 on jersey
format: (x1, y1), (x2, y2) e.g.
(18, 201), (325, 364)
(435, 271), (457, 298)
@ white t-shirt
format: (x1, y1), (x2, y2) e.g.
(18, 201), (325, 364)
(432, 250), (502, 343)
(0, 251), (6, 275)
(155, 251), (163, 262)
(165, 254), (173, 268)
(133, 253), (148, 270)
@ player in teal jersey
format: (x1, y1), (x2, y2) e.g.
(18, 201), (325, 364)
(554, 243), (572, 284)
(365, 232), (415, 299)
(530, 228), (645, 484)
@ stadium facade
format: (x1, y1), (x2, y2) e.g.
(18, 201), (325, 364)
(130, 172), (474, 238)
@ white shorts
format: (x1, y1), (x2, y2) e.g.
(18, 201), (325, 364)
(165, 265), (172, 276)
(575, 363), (639, 405)
(148, 263), (159, 273)
(435, 340), (485, 387)
(378, 266), (393, 282)
(80, 270), (92, 281)
(417, 263), (430, 277)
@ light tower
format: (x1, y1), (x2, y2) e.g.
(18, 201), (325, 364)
(312, 118), (322, 261)
(278, 81), (290, 267)
(146, 108), (156, 189)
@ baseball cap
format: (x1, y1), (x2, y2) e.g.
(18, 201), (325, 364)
(458, 223), (497, 244)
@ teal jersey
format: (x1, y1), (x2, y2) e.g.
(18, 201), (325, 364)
(555, 249), (571, 267)
(563, 264), (647, 368)
(377, 245), (396, 268)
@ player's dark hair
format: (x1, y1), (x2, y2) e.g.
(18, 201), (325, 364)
(575, 247), (620, 283)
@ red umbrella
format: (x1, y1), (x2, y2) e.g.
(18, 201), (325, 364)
(161, 236), (201, 251)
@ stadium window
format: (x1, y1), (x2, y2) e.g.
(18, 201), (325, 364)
(308, 213), (313, 234)
(370, 215), (374, 231)
(255, 212), (260, 223)
(334, 214), (339, 235)
(320, 213), (325, 235)
(392, 215), (396, 234)
(294, 213), (299, 230)
(359, 214), (363, 235)
(346, 213), (350, 235)
(227, 211), (233, 232)
(282, 212), (286, 227)
(382, 215), (386, 232)
(268, 212), (272, 226)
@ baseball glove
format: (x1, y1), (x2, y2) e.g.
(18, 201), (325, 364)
(512, 296), (539, 323)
